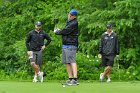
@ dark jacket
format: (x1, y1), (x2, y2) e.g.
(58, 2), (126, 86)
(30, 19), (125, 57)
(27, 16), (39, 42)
(99, 31), (119, 56)
(55, 18), (78, 47)
(26, 30), (51, 51)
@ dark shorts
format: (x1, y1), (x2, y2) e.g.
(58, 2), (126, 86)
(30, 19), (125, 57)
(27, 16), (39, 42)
(29, 50), (42, 65)
(102, 55), (115, 67)
(62, 48), (76, 64)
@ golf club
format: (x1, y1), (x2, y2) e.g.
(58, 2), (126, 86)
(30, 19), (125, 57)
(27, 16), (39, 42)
(54, 18), (59, 29)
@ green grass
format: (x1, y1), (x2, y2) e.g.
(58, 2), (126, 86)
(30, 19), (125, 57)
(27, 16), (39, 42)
(0, 81), (140, 93)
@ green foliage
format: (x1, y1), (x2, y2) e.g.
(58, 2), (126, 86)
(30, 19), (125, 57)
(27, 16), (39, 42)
(0, 0), (140, 81)
(76, 52), (101, 80)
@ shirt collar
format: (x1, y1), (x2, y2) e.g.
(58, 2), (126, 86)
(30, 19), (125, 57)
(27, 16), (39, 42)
(34, 29), (42, 33)
(67, 18), (76, 22)
(105, 30), (113, 35)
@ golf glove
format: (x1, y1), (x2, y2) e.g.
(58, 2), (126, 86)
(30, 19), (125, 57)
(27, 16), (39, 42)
(54, 28), (60, 33)
(98, 54), (102, 58)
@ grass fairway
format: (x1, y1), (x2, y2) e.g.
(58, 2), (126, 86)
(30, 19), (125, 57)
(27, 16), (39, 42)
(0, 81), (140, 93)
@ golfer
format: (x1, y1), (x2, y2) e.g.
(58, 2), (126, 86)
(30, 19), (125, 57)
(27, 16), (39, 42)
(98, 24), (119, 82)
(54, 9), (79, 85)
(26, 21), (51, 82)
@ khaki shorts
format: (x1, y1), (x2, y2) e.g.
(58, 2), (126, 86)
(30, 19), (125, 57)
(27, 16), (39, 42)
(62, 48), (76, 64)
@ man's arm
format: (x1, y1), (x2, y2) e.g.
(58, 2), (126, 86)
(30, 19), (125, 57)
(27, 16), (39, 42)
(25, 32), (33, 57)
(25, 32), (31, 51)
(54, 21), (77, 35)
(44, 33), (51, 47)
(99, 35), (103, 54)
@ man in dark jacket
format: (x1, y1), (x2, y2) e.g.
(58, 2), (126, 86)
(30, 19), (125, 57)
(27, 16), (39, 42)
(98, 24), (119, 82)
(26, 21), (51, 82)
(54, 9), (79, 85)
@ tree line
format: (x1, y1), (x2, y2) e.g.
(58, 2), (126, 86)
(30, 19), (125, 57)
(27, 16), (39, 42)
(0, 0), (140, 80)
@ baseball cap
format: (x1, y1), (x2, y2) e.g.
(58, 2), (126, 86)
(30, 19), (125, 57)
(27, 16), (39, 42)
(35, 21), (41, 26)
(69, 9), (77, 16)
(106, 24), (112, 29)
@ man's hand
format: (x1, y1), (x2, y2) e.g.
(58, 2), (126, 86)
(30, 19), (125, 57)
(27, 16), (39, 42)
(27, 51), (33, 58)
(54, 28), (60, 33)
(41, 45), (46, 50)
(98, 54), (102, 59)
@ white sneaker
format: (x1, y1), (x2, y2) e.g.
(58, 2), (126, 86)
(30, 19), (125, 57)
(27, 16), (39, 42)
(99, 73), (104, 81)
(39, 72), (44, 82)
(107, 78), (111, 83)
(33, 78), (38, 83)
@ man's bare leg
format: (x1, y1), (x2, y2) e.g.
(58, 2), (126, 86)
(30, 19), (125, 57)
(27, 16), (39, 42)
(31, 62), (40, 82)
(66, 63), (73, 78)
(106, 66), (111, 82)
(100, 66), (111, 81)
(71, 63), (77, 79)
(103, 66), (111, 76)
